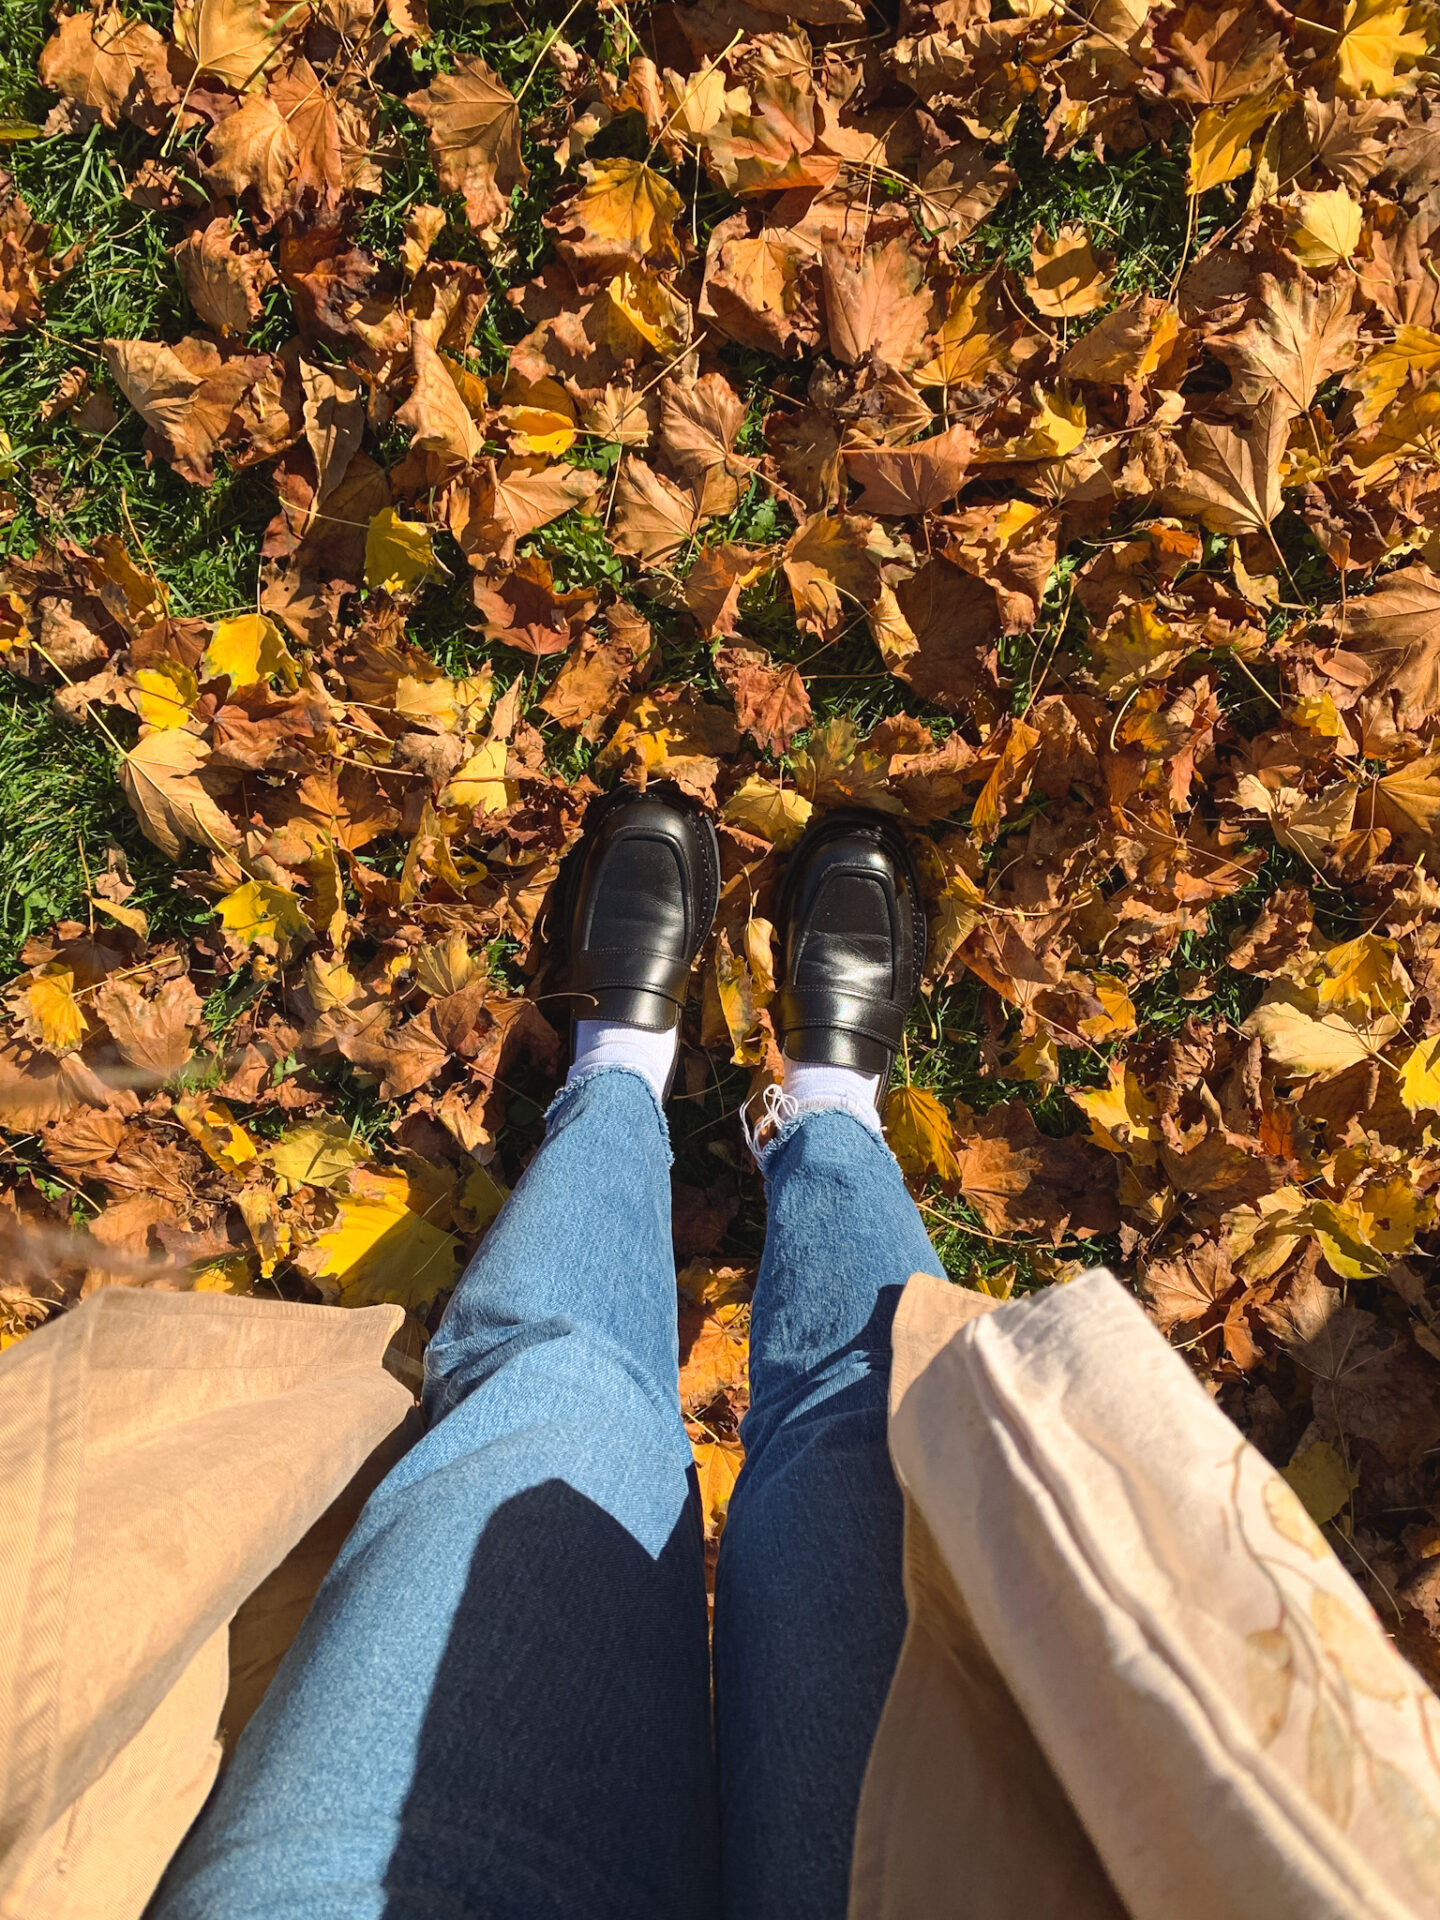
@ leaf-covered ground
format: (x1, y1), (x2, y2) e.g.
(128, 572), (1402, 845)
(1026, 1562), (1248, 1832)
(3, 0), (1440, 1664)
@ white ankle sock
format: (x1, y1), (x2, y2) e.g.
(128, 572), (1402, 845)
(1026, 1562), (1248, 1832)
(781, 1056), (884, 1132)
(567, 1018), (677, 1101)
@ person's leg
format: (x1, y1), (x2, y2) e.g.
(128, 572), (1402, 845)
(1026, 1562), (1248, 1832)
(154, 1066), (721, 1920)
(714, 1104), (943, 1920)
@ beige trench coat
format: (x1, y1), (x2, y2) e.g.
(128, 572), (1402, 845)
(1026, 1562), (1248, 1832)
(3, 1271), (1439, 1920)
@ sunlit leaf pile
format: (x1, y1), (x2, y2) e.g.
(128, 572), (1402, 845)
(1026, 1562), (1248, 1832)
(2, 0), (1440, 1643)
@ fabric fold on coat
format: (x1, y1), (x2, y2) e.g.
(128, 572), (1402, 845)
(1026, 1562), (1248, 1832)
(850, 1269), (1440, 1920)
(0, 1287), (414, 1920)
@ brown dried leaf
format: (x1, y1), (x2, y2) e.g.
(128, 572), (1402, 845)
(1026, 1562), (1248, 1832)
(409, 55), (526, 236)
(173, 216), (276, 335)
(716, 646), (812, 756)
(94, 973), (204, 1078)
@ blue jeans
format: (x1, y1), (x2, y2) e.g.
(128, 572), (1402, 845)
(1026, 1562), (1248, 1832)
(152, 1068), (944, 1920)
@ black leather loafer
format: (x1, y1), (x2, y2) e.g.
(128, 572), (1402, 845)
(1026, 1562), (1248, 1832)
(775, 809), (926, 1094)
(559, 783), (720, 1035)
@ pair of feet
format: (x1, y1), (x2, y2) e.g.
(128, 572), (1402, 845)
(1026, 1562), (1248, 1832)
(556, 786), (926, 1128)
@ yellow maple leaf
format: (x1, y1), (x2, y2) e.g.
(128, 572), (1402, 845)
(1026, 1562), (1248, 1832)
(267, 1116), (370, 1191)
(714, 927), (769, 1067)
(1289, 188), (1362, 268)
(1070, 1060), (1161, 1164)
(442, 738), (514, 815)
(1397, 1034), (1440, 1116)
(306, 1176), (458, 1311)
(692, 1434), (744, 1539)
(680, 1307), (750, 1413)
(498, 374), (576, 457)
(1227, 1186), (1315, 1281)
(914, 278), (1012, 390)
(217, 878), (311, 946)
(15, 967), (86, 1052)
(1282, 1439), (1358, 1527)
(1078, 974), (1137, 1041)
(132, 659), (199, 730)
(457, 1161), (509, 1236)
(604, 265), (693, 355)
(885, 1084), (962, 1186)
(1025, 225), (1112, 319)
(1314, 933), (1411, 1021)
(1333, 0), (1431, 97)
(662, 65), (748, 140)
(175, 1092), (257, 1168)
(567, 159), (684, 268)
(974, 388), (1087, 464)
(1243, 993), (1393, 1078)
(1188, 90), (1289, 197)
(190, 1254), (256, 1295)
(238, 1183), (291, 1278)
(395, 670), (493, 735)
(1348, 325), (1440, 427)
(202, 612), (298, 690)
(722, 776), (812, 850)
(365, 508), (440, 596)
(1008, 1035), (1059, 1085)
(867, 585), (919, 668)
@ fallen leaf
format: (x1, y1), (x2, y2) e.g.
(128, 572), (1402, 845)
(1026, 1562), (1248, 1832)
(821, 235), (933, 371)
(216, 877), (310, 946)
(365, 507), (439, 595)
(1290, 187), (1363, 267)
(203, 612), (296, 688)
(716, 646), (812, 756)
(1333, 0), (1429, 98)
(1166, 395), (1288, 534)
(1025, 224), (1113, 319)
(94, 972), (204, 1077)
(611, 457), (701, 566)
(172, 0), (276, 90)
(119, 729), (241, 861)
(1211, 274), (1360, 414)
(396, 324), (482, 469)
(551, 158), (684, 273)
(39, 6), (176, 129)
(692, 1434), (743, 1538)
(885, 1083), (962, 1185)
(1188, 88), (1289, 196)
(844, 425), (974, 517)
(1243, 994), (1384, 1077)
(174, 216), (275, 334)
(1283, 1438), (1358, 1526)
(410, 56), (527, 235)
(266, 1115), (369, 1189)
(301, 1174), (458, 1310)
(722, 775), (812, 848)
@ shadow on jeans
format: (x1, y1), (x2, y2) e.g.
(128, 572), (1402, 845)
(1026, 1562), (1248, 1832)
(379, 1477), (721, 1920)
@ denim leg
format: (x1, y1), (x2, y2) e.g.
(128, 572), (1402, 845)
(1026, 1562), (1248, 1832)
(714, 1109), (944, 1920)
(152, 1067), (720, 1920)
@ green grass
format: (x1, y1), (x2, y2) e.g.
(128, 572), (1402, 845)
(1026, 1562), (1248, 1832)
(0, 681), (201, 970)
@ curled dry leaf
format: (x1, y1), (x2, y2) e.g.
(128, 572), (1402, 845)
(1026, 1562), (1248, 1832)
(716, 646), (812, 757)
(174, 217), (276, 336)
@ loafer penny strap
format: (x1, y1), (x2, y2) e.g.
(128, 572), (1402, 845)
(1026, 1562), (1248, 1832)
(571, 946), (692, 1008)
(775, 984), (908, 1052)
